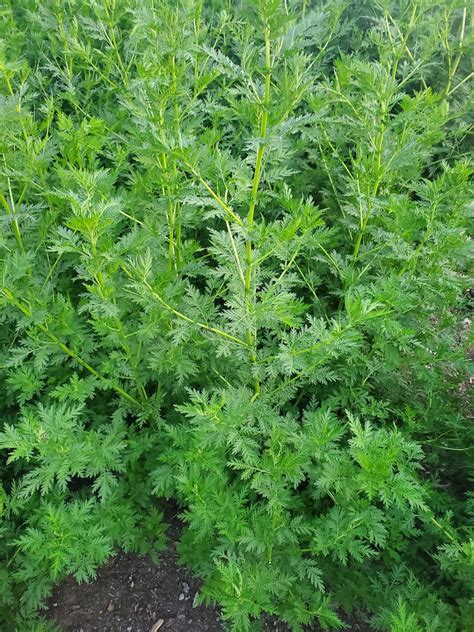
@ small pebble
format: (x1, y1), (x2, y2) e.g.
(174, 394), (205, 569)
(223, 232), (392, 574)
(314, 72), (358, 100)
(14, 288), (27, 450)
(178, 592), (185, 601)
(107, 600), (114, 612)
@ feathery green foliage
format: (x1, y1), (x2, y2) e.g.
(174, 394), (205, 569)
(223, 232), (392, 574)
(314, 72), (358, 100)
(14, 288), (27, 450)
(0, 1), (472, 630)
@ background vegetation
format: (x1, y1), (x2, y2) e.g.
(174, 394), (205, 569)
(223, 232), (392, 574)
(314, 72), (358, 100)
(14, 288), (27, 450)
(0, 1), (472, 630)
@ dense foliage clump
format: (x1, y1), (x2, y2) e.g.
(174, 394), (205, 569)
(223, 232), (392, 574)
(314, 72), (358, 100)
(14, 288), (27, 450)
(0, 1), (472, 630)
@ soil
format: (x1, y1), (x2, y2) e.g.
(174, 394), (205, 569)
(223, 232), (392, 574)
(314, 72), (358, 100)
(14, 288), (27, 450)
(45, 550), (222, 632)
(44, 507), (376, 632)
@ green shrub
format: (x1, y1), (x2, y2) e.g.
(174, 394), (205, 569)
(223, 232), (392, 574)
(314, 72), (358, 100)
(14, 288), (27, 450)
(1, 1), (472, 630)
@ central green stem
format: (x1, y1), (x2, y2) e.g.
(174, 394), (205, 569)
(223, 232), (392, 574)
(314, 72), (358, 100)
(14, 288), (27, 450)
(245, 23), (272, 397)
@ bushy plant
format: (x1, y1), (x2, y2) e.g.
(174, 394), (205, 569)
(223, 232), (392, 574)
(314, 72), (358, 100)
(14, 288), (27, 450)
(1, 1), (472, 630)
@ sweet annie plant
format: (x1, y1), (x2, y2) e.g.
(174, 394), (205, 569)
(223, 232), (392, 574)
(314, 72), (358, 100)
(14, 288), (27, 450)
(0, 1), (472, 630)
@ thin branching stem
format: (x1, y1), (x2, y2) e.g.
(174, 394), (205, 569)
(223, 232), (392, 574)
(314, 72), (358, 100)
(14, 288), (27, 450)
(120, 263), (248, 348)
(0, 189), (25, 254)
(1, 287), (140, 406)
